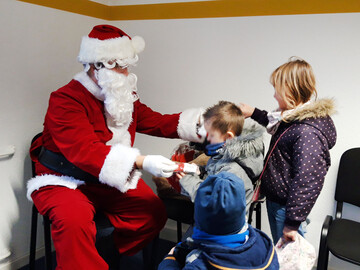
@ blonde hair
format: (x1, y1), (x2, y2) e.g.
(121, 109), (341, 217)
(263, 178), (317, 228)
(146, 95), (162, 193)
(270, 57), (317, 109)
(203, 101), (244, 136)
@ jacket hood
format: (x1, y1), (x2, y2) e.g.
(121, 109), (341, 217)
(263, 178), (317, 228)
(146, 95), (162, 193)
(197, 225), (278, 269)
(214, 119), (265, 180)
(223, 119), (265, 160)
(284, 98), (337, 150)
(283, 98), (336, 122)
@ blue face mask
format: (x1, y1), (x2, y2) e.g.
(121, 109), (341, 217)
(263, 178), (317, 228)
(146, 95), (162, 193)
(205, 142), (225, 156)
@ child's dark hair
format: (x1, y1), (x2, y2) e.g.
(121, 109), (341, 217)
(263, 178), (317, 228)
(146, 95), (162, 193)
(203, 101), (244, 136)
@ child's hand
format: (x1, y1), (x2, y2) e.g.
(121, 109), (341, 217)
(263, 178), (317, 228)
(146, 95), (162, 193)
(238, 103), (255, 118)
(174, 162), (199, 175)
(176, 172), (186, 180)
(168, 246), (176, 255)
(282, 226), (297, 242)
(195, 165), (201, 175)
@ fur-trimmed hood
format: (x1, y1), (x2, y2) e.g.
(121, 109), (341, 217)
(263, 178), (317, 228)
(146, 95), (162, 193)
(283, 98), (336, 122)
(210, 119), (265, 181)
(222, 119), (265, 160)
(283, 98), (337, 150)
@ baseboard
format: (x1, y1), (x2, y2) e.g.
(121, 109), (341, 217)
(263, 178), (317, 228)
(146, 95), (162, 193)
(0, 246), (48, 270)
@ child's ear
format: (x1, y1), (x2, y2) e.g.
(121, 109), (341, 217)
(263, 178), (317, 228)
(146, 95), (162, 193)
(226, 131), (235, 139)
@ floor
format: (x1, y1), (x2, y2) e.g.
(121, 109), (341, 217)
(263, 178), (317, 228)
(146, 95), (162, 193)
(18, 237), (176, 270)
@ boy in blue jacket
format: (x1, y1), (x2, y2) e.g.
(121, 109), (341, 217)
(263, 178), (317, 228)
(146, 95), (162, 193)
(158, 171), (279, 269)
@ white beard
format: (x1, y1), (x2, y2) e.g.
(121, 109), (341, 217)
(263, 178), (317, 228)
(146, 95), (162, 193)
(96, 69), (139, 146)
(96, 69), (139, 127)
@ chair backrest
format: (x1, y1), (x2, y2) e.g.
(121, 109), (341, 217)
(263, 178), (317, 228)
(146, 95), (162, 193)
(334, 148), (360, 207)
(31, 132), (43, 177)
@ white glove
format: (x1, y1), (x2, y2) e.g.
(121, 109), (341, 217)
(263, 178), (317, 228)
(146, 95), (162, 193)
(142, 155), (178, 178)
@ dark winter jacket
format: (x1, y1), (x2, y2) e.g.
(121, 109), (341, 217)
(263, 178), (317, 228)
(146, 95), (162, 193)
(158, 225), (279, 270)
(179, 119), (265, 209)
(251, 99), (337, 229)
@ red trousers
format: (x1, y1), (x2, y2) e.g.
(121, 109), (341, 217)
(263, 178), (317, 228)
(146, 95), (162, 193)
(31, 179), (167, 270)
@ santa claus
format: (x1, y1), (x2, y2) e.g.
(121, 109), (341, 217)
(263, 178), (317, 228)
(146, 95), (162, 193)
(27, 25), (205, 270)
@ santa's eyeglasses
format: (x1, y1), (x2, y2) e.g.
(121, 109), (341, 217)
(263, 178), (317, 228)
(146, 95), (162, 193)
(94, 61), (129, 70)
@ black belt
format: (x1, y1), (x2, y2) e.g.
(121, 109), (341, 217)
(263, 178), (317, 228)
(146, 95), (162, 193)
(38, 147), (100, 183)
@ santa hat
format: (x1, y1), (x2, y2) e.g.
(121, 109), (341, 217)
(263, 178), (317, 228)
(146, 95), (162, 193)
(194, 171), (246, 235)
(77, 25), (145, 65)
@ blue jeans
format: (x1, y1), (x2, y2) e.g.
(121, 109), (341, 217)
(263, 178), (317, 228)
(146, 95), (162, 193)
(266, 200), (308, 243)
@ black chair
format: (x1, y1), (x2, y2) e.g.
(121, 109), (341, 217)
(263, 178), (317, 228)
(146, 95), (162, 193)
(160, 194), (195, 242)
(317, 148), (360, 270)
(248, 198), (263, 230)
(28, 133), (157, 270)
(28, 133), (53, 270)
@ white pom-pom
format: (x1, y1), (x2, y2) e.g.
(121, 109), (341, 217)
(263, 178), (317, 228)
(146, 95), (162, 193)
(132, 36), (145, 53)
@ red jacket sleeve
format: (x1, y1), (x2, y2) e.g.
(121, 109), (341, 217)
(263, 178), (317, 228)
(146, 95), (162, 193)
(134, 100), (180, 138)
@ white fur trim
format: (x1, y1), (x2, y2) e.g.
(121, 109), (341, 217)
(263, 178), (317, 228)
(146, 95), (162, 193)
(131, 36), (145, 53)
(78, 35), (145, 64)
(27, 174), (85, 201)
(74, 71), (104, 101)
(99, 144), (141, 193)
(178, 108), (205, 143)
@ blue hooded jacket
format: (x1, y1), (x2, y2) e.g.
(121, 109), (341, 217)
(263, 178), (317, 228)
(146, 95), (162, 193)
(158, 225), (279, 270)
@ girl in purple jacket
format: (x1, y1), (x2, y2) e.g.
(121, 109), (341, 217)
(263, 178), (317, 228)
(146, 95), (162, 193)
(240, 57), (337, 243)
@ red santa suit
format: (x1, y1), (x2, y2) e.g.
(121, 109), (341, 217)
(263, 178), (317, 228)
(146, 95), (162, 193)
(27, 71), (204, 270)
(27, 25), (204, 270)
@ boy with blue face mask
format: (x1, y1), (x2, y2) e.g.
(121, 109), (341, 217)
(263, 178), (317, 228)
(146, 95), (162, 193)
(178, 100), (265, 213)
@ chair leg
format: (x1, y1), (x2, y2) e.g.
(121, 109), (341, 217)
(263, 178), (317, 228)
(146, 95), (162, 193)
(316, 237), (330, 270)
(177, 221), (182, 243)
(150, 235), (159, 269)
(317, 215), (332, 270)
(142, 234), (159, 270)
(255, 203), (261, 230)
(248, 202), (255, 226)
(43, 216), (53, 270)
(29, 205), (38, 270)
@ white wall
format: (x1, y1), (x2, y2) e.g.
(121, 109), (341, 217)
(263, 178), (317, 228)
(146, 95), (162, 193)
(131, 14), (360, 270)
(0, 1), (106, 268)
(1, 0), (360, 268)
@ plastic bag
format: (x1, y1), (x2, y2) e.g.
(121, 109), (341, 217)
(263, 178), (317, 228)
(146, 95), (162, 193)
(275, 233), (316, 270)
